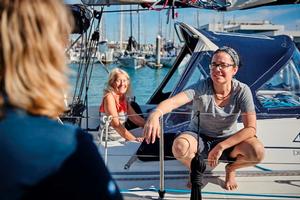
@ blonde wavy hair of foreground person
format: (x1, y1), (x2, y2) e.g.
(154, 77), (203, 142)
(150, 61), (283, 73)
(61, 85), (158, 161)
(0, 0), (73, 118)
(104, 68), (132, 96)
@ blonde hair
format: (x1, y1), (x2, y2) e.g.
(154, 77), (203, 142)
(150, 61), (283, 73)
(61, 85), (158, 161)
(0, 0), (73, 118)
(104, 68), (131, 97)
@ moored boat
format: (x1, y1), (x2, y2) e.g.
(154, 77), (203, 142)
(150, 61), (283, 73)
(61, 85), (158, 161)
(77, 22), (300, 199)
(118, 53), (146, 69)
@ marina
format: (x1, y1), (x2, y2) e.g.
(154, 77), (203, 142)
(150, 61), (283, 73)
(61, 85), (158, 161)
(2, 0), (300, 199)
(68, 63), (171, 106)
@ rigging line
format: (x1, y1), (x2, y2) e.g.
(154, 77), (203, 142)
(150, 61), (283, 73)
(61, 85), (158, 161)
(65, 34), (82, 53)
(116, 174), (300, 182)
(85, 40), (99, 89)
(97, 111), (300, 119)
(102, 8), (151, 13)
(82, 55), (96, 104)
(78, 39), (96, 100)
(94, 6), (104, 30)
(83, 29), (102, 87)
(121, 170), (300, 177)
(102, 154), (300, 165)
(112, 170), (300, 176)
(85, 60), (89, 130)
(83, 50), (97, 108)
(100, 153), (300, 165)
(78, 35), (90, 100)
(76, 13), (99, 101)
(72, 34), (86, 103)
(100, 6), (188, 13)
(148, 0), (161, 10)
(150, 0), (169, 11)
(102, 154), (176, 158)
(87, 47), (97, 88)
(115, 170), (300, 178)
(71, 35), (85, 105)
(113, 170), (185, 175)
(76, 112), (300, 119)
(82, 40), (99, 123)
(83, 112), (298, 119)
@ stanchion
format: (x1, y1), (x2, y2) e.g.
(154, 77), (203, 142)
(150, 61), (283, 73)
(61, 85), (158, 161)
(103, 115), (112, 165)
(158, 115), (165, 199)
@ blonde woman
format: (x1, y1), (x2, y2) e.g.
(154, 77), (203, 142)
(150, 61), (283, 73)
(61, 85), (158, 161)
(99, 68), (145, 142)
(0, 0), (122, 199)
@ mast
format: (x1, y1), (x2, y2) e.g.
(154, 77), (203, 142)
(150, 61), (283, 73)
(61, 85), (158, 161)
(158, 11), (162, 37)
(137, 5), (140, 50)
(120, 5), (123, 50)
(130, 5), (133, 39)
(197, 10), (200, 29)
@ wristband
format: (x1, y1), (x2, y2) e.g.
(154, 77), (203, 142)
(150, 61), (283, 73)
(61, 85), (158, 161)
(154, 108), (164, 117)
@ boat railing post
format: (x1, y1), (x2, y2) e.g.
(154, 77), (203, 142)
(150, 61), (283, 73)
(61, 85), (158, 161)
(103, 115), (112, 165)
(155, 35), (163, 68)
(159, 115), (165, 199)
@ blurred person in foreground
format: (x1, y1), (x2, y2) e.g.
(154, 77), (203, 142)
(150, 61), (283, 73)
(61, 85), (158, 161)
(143, 46), (265, 190)
(0, 0), (123, 199)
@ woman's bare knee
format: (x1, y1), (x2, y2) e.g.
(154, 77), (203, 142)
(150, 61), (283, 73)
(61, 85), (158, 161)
(253, 142), (265, 163)
(172, 135), (197, 159)
(231, 138), (265, 164)
(172, 138), (190, 159)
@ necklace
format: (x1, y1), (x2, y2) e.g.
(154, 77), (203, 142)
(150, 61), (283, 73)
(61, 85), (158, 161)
(213, 86), (232, 101)
(214, 92), (231, 100)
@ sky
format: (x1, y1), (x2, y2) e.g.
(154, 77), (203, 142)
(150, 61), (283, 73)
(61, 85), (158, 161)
(65, 1), (300, 44)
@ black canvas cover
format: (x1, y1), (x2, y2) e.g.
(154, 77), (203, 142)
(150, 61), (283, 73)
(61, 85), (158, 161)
(136, 133), (176, 161)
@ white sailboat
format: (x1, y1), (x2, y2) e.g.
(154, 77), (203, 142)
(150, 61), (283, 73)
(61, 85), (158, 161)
(118, 53), (145, 69)
(65, 2), (300, 199)
(78, 22), (300, 199)
(96, 40), (115, 64)
(118, 5), (145, 69)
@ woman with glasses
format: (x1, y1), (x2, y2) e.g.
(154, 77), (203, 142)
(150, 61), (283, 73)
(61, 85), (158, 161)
(99, 68), (145, 142)
(143, 46), (264, 190)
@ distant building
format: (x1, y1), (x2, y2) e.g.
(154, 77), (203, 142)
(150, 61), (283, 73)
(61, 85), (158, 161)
(200, 20), (300, 50)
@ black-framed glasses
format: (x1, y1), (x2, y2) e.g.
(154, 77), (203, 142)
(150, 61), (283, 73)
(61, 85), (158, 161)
(209, 62), (235, 70)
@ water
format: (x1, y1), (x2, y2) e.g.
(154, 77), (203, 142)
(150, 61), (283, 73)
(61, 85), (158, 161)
(68, 63), (170, 106)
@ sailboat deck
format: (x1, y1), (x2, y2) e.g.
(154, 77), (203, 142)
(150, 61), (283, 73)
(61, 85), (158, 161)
(90, 133), (300, 200)
(121, 165), (300, 199)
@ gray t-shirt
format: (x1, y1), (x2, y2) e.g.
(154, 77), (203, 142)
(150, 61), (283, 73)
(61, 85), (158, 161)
(184, 78), (255, 138)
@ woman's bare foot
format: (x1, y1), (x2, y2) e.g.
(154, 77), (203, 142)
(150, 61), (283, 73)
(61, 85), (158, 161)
(225, 165), (238, 190)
